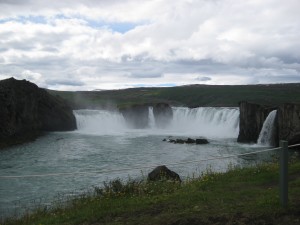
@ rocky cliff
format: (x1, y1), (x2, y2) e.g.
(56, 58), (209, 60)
(238, 101), (300, 146)
(277, 103), (300, 145)
(119, 103), (173, 129)
(119, 104), (149, 128)
(153, 103), (173, 128)
(0, 78), (77, 148)
(237, 101), (276, 143)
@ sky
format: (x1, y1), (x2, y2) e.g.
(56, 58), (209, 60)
(0, 0), (299, 90)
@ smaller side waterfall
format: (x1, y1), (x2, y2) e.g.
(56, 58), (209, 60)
(257, 110), (277, 146)
(148, 107), (155, 128)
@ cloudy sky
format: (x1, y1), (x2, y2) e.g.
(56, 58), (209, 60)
(0, 0), (299, 90)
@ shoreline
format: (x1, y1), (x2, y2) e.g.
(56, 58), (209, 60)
(3, 158), (300, 225)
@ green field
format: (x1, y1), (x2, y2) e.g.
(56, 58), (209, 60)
(4, 157), (300, 225)
(48, 83), (300, 109)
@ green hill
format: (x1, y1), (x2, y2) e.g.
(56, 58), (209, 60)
(48, 83), (300, 109)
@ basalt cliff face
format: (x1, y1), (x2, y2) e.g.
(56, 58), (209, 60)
(238, 101), (300, 146)
(119, 103), (173, 129)
(119, 104), (149, 128)
(153, 103), (173, 128)
(0, 78), (77, 148)
(277, 103), (300, 145)
(237, 101), (276, 143)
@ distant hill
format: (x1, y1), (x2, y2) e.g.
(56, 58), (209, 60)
(47, 83), (300, 109)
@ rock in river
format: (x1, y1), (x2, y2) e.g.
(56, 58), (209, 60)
(164, 137), (209, 145)
(148, 165), (181, 182)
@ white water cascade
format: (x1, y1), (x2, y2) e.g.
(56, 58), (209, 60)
(169, 107), (239, 138)
(148, 107), (156, 128)
(257, 110), (277, 146)
(74, 109), (127, 135)
(74, 107), (240, 139)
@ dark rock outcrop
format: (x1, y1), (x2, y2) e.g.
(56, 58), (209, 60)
(119, 104), (149, 128)
(148, 165), (181, 182)
(237, 101), (275, 143)
(186, 138), (196, 144)
(164, 137), (209, 145)
(195, 138), (209, 144)
(119, 103), (173, 129)
(277, 103), (300, 145)
(0, 77), (77, 148)
(238, 101), (300, 146)
(153, 103), (173, 128)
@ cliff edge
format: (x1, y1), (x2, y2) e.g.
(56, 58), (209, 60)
(238, 101), (300, 146)
(0, 77), (77, 148)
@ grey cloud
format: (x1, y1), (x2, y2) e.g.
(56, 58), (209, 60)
(176, 59), (221, 66)
(3, 40), (36, 51)
(41, 47), (59, 52)
(254, 74), (300, 84)
(0, 0), (31, 5)
(1, 0), (300, 90)
(125, 72), (162, 79)
(0, 47), (8, 52)
(196, 76), (211, 81)
(11, 56), (71, 72)
(276, 55), (300, 65)
(46, 79), (85, 87)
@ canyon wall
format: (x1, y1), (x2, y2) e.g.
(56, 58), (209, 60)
(238, 101), (300, 146)
(277, 103), (300, 145)
(0, 78), (77, 148)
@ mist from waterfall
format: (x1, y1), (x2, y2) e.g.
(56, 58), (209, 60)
(74, 110), (127, 135)
(257, 110), (277, 146)
(74, 107), (240, 139)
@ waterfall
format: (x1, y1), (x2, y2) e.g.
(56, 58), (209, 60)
(257, 110), (277, 146)
(170, 107), (240, 138)
(74, 107), (240, 138)
(148, 107), (155, 128)
(74, 109), (127, 135)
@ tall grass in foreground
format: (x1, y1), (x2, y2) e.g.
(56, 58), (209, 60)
(3, 156), (300, 225)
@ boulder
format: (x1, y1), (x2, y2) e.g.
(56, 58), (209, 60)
(195, 138), (209, 144)
(153, 103), (173, 128)
(277, 103), (300, 145)
(176, 139), (185, 144)
(0, 77), (77, 148)
(237, 101), (275, 143)
(119, 104), (149, 128)
(186, 138), (196, 144)
(148, 165), (181, 182)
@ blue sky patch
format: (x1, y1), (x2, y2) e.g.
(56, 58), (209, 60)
(0, 14), (139, 33)
(86, 20), (138, 33)
(0, 15), (48, 24)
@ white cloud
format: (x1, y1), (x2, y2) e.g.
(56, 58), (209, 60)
(0, 0), (299, 90)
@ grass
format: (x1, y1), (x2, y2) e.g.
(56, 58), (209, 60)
(3, 157), (300, 225)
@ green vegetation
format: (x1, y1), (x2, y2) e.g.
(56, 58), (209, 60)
(48, 83), (300, 109)
(4, 158), (300, 225)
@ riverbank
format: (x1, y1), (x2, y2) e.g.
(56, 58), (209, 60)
(3, 157), (300, 225)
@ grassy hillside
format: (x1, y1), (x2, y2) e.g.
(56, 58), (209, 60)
(4, 159), (300, 225)
(48, 83), (300, 109)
